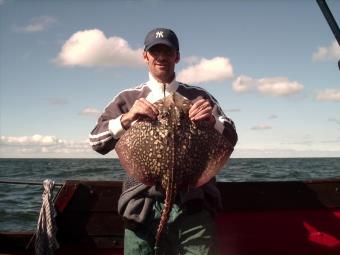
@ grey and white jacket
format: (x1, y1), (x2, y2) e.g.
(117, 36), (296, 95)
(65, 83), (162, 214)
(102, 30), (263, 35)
(89, 73), (238, 224)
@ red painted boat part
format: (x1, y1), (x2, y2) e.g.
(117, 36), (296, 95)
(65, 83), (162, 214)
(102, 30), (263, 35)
(1, 180), (340, 255)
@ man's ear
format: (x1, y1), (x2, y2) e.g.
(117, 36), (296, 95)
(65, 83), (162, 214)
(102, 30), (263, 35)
(143, 51), (149, 63)
(175, 51), (180, 63)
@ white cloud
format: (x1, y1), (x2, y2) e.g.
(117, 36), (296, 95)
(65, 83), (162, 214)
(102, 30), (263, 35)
(232, 75), (255, 93)
(233, 148), (340, 158)
(251, 124), (272, 130)
(17, 16), (56, 33)
(177, 57), (233, 84)
(79, 107), (101, 116)
(315, 89), (340, 102)
(281, 140), (313, 146)
(328, 118), (340, 124)
(268, 114), (278, 119)
(183, 56), (201, 65)
(54, 29), (144, 68)
(232, 75), (304, 97)
(257, 77), (304, 96)
(0, 134), (96, 157)
(1, 134), (61, 146)
(312, 40), (340, 62)
(235, 132), (340, 157)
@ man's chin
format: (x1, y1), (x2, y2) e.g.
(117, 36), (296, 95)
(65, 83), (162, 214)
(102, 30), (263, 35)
(157, 66), (168, 72)
(155, 69), (169, 77)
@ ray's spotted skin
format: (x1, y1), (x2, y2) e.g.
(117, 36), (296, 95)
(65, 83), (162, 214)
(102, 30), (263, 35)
(115, 92), (233, 247)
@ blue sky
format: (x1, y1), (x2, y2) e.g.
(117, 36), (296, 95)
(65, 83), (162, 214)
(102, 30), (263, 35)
(0, 0), (339, 158)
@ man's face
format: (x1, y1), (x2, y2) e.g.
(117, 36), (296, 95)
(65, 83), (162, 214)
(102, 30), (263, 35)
(143, 44), (180, 83)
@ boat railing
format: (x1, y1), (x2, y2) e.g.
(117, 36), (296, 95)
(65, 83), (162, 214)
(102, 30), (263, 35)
(0, 179), (63, 254)
(0, 179), (64, 187)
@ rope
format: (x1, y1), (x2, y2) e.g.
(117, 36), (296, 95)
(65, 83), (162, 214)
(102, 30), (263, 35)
(0, 179), (63, 186)
(34, 179), (60, 255)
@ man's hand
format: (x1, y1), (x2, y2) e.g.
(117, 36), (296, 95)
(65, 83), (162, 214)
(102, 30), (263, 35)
(121, 98), (158, 129)
(188, 98), (216, 127)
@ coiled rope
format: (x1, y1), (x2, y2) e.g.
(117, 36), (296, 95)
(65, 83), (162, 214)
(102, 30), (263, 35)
(34, 179), (60, 255)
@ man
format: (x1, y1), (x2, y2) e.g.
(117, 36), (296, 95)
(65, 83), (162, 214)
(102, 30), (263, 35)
(90, 28), (237, 255)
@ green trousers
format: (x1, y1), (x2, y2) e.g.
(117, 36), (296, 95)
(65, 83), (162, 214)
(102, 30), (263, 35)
(124, 200), (217, 255)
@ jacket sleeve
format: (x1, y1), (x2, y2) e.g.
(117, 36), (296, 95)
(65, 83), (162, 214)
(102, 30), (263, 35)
(208, 95), (238, 147)
(177, 83), (238, 148)
(89, 94), (127, 155)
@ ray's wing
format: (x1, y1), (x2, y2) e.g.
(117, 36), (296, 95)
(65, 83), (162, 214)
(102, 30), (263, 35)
(115, 117), (174, 186)
(193, 122), (234, 187)
(172, 119), (233, 188)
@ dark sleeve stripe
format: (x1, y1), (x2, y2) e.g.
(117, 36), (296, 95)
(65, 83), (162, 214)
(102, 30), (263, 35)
(178, 82), (238, 145)
(89, 83), (151, 154)
(179, 83), (225, 114)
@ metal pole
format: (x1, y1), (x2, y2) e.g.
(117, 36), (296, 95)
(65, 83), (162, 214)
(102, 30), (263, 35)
(316, 0), (340, 44)
(316, 0), (340, 69)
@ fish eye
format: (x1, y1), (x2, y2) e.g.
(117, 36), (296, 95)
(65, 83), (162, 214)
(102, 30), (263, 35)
(159, 110), (170, 119)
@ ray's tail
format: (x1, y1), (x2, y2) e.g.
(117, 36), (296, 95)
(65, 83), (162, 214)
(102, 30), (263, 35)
(154, 168), (176, 253)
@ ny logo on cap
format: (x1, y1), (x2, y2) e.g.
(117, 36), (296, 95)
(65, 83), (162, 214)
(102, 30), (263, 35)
(156, 31), (164, 38)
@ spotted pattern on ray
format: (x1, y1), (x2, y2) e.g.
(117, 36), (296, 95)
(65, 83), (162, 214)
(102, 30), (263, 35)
(115, 92), (233, 247)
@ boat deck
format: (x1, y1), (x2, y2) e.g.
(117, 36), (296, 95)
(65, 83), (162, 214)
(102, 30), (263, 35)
(1, 179), (340, 254)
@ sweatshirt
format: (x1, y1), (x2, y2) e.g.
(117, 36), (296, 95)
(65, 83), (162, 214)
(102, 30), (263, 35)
(89, 73), (238, 224)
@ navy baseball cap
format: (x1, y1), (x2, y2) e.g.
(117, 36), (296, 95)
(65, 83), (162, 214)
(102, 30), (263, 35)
(144, 28), (179, 51)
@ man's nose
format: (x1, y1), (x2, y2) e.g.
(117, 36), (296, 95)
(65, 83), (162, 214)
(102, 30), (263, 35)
(156, 51), (168, 60)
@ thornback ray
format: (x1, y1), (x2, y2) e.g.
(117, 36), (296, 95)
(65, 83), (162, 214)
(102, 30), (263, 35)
(115, 92), (233, 248)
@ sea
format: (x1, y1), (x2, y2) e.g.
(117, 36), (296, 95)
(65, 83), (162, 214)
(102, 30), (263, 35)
(0, 157), (339, 232)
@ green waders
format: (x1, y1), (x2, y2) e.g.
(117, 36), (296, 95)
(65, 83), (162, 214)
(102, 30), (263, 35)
(124, 200), (218, 255)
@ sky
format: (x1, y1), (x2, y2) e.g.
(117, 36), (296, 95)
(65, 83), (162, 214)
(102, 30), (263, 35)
(0, 0), (339, 158)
